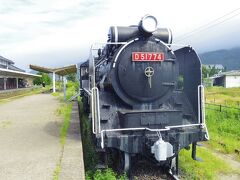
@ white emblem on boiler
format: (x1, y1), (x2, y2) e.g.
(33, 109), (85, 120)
(145, 66), (154, 88)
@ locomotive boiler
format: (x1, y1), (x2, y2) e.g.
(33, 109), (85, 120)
(80, 15), (209, 176)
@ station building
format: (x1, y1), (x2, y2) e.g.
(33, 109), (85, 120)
(0, 55), (39, 91)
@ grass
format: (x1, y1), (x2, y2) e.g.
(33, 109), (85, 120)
(51, 81), (79, 102)
(53, 164), (61, 180)
(179, 147), (234, 180)
(79, 99), (98, 171)
(205, 87), (240, 160)
(205, 86), (240, 106)
(79, 98), (128, 180)
(52, 92), (61, 97)
(86, 169), (127, 180)
(52, 103), (73, 180)
(205, 105), (240, 160)
(56, 103), (73, 145)
(179, 87), (240, 179)
(0, 120), (12, 129)
(0, 86), (45, 103)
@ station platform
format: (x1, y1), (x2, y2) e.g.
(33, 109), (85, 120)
(60, 101), (85, 179)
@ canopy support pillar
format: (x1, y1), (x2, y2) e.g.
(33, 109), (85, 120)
(53, 72), (56, 93)
(63, 76), (67, 101)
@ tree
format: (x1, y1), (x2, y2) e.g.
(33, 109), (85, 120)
(202, 65), (221, 78)
(209, 66), (219, 77)
(202, 66), (210, 78)
(33, 72), (51, 85)
(66, 73), (77, 82)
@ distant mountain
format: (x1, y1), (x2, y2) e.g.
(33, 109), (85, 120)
(199, 47), (240, 70)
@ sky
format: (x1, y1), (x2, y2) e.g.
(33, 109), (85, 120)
(0, 0), (240, 71)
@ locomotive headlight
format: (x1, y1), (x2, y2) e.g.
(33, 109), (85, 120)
(140, 15), (158, 33)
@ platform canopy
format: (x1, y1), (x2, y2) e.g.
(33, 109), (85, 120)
(0, 67), (40, 78)
(29, 64), (77, 76)
(29, 64), (78, 93)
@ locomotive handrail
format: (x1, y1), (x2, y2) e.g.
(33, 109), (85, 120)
(91, 42), (127, 47)
(91, 88), (96, 134)
(90, 42), (127, 53)
(198, 85), (201, 124)
(91, 87), (101, 134)
(198, 85), (209, 140)
(165, 43), (191, 47)
(112, 38), (138, 68)
(96, 88), (101, 133)
(198, 85), (206, 124)
(89, 42), (130, 134)
(201, 85), (206, 125)
(89, 42), (128, 87)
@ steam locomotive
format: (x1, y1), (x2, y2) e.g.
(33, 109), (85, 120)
(80, 15), (209, 176)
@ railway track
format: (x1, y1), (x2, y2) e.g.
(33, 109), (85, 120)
(167, 170), (180, 180)
(130, 158), (180, 180)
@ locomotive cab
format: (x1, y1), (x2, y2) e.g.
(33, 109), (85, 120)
(80, 60), (89, 90)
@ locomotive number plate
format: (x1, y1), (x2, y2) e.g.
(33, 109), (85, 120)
(132, 52), (164, 62)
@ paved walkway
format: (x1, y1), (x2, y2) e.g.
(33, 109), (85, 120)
(0, 94), (84, 180)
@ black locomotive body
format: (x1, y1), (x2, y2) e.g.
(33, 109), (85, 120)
(80, 15), (209, 175)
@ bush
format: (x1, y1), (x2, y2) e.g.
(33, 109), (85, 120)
(33, 72), (51, 85)
(79, 100), (98, 171)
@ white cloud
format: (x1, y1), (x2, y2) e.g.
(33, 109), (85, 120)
(0, 0), (240, 69)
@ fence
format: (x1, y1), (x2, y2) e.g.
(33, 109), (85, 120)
(205, 102), (240, 114)
(205, 98), (240, 107)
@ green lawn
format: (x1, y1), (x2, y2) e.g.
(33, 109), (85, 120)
(205, 87), (240, 160)
(205, 105), (240, 160)
(180, 87), (240, 179)
(205, 86), (240, 106)
(179, 146), (233, 180)
(0, 86), (45, 103)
